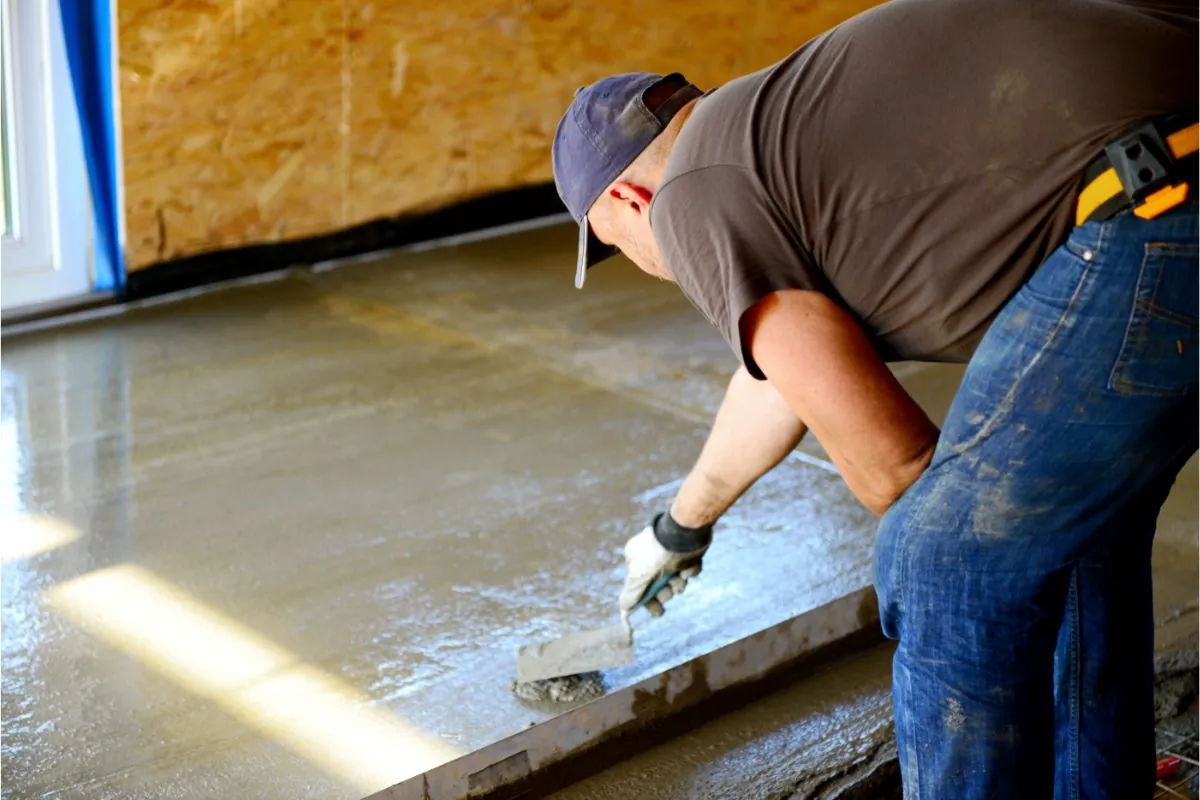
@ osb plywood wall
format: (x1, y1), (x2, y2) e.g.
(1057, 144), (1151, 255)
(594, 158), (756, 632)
(118, 0), (883, 271)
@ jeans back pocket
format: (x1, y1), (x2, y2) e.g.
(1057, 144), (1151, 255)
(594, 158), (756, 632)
(1109, 242), (1199, 396)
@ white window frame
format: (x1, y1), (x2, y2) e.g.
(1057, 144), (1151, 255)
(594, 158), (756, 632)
(1, 0), (91, 312)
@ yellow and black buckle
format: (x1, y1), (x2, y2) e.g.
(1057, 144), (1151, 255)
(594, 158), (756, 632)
(1076, 119), (1198, 227)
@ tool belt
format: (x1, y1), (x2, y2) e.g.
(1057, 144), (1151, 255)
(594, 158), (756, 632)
(1076, 115), (1198, 226)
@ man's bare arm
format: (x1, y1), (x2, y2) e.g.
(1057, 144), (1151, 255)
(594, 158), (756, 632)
(740, 289), (939, 516)
(669, 365), (808, 528)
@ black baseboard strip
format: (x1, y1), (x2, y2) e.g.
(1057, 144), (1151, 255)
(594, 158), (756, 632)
(123, 183), (565, 301)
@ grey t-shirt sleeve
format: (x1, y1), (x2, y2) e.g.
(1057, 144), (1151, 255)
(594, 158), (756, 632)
(651, 165), (821, 379)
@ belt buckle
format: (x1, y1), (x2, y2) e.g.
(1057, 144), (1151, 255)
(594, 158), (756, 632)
(1103, 121), (1189, 220)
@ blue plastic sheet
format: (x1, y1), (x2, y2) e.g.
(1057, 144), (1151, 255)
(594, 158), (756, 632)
(58, 0), (123, 292)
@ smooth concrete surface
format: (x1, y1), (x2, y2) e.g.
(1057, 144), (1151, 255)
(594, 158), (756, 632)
(1, 222), (1195, 800)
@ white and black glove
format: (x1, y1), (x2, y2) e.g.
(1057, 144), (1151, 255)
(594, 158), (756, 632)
(618, 512), (712, 618)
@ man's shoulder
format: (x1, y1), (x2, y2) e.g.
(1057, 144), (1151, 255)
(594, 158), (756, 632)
(651, 164), (763, 246)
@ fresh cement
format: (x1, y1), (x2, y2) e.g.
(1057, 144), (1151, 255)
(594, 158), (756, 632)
(510, 673), (608, 706)
(2, 222), (1194, 800)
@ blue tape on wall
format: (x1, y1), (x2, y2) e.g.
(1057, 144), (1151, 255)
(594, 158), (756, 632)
(58, 0), (123, 292)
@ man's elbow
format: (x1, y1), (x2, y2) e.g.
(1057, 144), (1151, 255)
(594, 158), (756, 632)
(859, 442), (936, 516)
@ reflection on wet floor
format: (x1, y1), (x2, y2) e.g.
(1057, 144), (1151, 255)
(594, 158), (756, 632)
(47, 564), (458, 792)
(1, 514), (79, 562)
(1, 222), (1195, 799)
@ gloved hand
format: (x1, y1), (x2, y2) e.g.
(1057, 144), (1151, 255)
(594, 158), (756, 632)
(618, 512), (713, 618)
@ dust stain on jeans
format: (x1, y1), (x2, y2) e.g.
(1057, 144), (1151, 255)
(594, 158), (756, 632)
(945, 697), (966, 732)
(969, 471), (1059, 541)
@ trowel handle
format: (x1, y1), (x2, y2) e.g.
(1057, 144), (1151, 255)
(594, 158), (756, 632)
(634, 573), (676, 611)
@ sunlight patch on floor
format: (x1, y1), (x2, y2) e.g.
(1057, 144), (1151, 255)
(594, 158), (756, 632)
(46, 564), (460, 793)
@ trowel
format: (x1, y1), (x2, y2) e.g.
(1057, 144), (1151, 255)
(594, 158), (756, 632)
(515, 574), (674, 683)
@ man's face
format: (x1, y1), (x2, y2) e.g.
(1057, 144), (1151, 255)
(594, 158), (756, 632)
(587, 185), (674, 283)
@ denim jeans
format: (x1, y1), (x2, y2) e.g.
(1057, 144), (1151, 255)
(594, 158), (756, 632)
(875, 200), (1198, 799)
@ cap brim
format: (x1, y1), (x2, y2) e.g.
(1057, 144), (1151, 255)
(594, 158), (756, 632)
(575, 219), (619, 289)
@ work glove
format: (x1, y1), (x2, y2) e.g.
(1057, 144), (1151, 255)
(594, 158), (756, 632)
(618, 512), (712, 618)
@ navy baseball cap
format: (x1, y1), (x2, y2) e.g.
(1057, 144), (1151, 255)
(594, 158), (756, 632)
(552, 72), (702, 288)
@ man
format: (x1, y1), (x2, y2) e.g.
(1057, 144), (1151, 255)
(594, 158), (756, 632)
(551, 0), (1197, 796)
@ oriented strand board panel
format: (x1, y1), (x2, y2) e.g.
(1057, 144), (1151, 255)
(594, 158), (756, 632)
(118, 0), (883, 270)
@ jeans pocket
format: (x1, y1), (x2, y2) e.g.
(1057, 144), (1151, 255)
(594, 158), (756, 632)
(1109, 242), (1199, 397)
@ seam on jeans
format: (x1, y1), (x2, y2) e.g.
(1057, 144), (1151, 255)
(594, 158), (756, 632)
(1145, 241), (1199, 257)
(903, 663), (921, 800)
(955, 230), (1101, 455)
(1109, 248), (1141, 390)
(1141, 299), (1196, 326)
(1067, 567), (1082, 800)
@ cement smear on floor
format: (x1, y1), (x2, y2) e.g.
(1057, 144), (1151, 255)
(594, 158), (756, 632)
(2, 223), (1195, 800)
(510, 672), (608, 706)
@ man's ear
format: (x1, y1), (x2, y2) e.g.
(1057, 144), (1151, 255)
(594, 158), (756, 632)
(610, 181), (654, 215)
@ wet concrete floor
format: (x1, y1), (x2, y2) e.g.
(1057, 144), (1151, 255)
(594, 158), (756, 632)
(1, 222), (1195, 799)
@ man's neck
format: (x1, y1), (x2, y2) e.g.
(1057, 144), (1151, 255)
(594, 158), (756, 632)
(642, 98), (700, 191)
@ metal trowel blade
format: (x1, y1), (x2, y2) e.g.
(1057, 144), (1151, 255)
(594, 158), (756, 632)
(516, 623), (634, 683)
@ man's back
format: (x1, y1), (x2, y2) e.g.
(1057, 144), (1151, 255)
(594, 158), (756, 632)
(652, 0), (1197, 368)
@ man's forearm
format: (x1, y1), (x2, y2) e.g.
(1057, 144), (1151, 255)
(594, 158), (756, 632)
(669, 366), (807, 528)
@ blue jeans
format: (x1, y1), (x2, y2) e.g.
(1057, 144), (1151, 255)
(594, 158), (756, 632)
(875, 201), (1198, 799)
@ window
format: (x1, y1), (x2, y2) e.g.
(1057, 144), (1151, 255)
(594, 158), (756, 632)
(0, 0), (90, 311)
(1, 44), (12, 237)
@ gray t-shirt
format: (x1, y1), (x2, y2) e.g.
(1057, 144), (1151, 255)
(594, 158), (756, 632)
(650, 0), (1197, 377)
